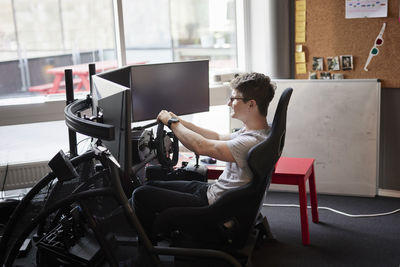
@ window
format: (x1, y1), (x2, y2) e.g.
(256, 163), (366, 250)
(170, 0), (237, 70)
(0, 0), (239, 126)
(0, 0), (116, 101)
(122, 0), (237, 69)
(0, 0), (241, 185)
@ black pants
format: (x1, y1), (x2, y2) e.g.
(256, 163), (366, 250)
(132, 180), (209, 237)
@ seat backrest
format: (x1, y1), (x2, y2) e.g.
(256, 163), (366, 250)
(248, 87), (292, 189)
(152, 88), (293, 248)
(245, 87), (293, 222)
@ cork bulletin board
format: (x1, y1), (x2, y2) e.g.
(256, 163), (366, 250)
(295, 0), (400, 88)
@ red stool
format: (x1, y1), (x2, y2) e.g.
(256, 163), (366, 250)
(271, 157), (319, 245)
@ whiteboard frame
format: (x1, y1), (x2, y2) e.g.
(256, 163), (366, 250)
(268, 79), (380, 197)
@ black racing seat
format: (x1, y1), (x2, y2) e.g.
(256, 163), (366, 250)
(152, 88), (293, 264)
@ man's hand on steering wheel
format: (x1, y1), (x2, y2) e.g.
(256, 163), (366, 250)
(157, 110), (176, 126)
(155, 110), (179, 167)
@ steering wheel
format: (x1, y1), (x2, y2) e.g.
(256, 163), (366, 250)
(156, 122), (179, 167)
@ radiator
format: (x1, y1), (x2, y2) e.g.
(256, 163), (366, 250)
(0, 161), (51, 191)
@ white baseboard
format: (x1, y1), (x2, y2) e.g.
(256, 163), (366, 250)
(378, 189), (400, 198)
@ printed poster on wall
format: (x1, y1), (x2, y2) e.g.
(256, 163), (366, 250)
(346, 0), (388, 18)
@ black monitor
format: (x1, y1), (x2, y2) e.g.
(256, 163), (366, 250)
(92, 75), (132, 194)
(130, 60), (209, 122)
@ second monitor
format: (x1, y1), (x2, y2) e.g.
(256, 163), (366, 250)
(130, 60), (209, 122)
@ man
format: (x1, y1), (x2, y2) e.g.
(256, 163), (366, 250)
(132, 72), (275, 236)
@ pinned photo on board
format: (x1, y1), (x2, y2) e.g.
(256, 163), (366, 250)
(320, 72), (331, 80)
(309, 72), (317, 79)
(312, 57), (324, 71)
(327, 56), (340, 71)
(340, 55), (353, 70)
(333, 73), (344, 80)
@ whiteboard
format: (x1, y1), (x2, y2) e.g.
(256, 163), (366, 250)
(268, 79), (380, 197)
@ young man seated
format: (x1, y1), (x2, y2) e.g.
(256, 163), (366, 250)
(132, 72), (276, 237)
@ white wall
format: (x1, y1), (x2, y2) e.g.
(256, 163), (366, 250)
(249, 0), (292, 78)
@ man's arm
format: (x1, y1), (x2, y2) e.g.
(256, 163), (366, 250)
(169, 112), (230, 141)
(158, 110), (235, 162)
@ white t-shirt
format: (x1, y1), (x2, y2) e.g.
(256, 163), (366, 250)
(206, 127), (270, 205)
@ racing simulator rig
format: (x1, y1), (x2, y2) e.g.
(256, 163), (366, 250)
(0, 60), (292, 267)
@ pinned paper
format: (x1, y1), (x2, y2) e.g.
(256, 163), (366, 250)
(346, 0), (388, 19)
(296, 21), (306, 32)
(296, 63), (307, 74)
(295, 1), (306, 44)
(296, 44), (303, 52)
(295, 52), (306, 63)
(296, 0), (306, 11)
(295, 31), (306, 43)
(296, 10), (306, 22)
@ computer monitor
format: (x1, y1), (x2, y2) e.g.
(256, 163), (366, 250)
(130, 60), (209, 122)
(92, 75), (132, 194)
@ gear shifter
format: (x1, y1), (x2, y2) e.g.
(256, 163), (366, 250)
(183, 153), (208, 180)
(195, 153), (200, 167)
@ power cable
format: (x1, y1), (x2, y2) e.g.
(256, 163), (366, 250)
(263, 203), (400, 218)
(66, 137), (91, 155)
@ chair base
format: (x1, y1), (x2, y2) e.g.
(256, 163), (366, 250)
(154, 224), (264, 267)
(254, 214), (276, 247)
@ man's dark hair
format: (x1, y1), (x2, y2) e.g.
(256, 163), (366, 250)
(230, 72), (276, 116)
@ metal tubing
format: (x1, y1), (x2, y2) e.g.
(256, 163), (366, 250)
(65, 69), (77, 156)
(89, 63), (96, 96)
(65, 69), (74, 105)
(106, 155), (162, 266)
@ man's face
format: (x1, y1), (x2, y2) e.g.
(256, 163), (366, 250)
(227, 89), (247, 120)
